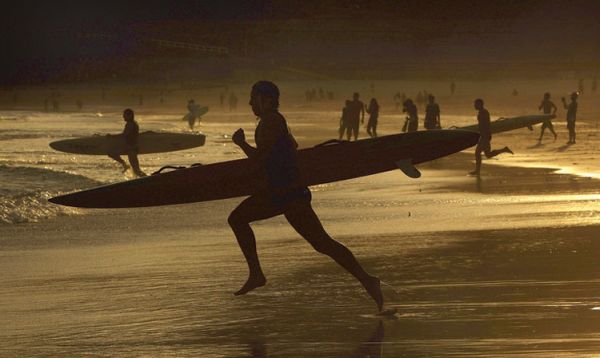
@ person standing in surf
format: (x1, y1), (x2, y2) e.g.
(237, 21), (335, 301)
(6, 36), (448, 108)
(339, 100), (351, 140)
(346, 92), (365, 141)
(562, 92), (578, 144)
(424, 94), (441, 130)
(108, 109), (146, 177)
(537, 92), (558, 143)
(366, 98), (380, 138)
(402, 98), (418, 132)
(229, 81), (384, 312)
(470, 99), (513, 176)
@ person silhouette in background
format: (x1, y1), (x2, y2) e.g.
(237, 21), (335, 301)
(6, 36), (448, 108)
(339, 100), (351, 140)
(229, 81), (383, 312)
(108, 109), (146, 177)
(470, 99), (513, 176)
(424, 94), (441, 130)
(346, 92), (365, 140)
(538, 92), (557, 143)
(562, 92), (578, 144)
(402, 99), (418, 132)
(366, 98), (380, 137)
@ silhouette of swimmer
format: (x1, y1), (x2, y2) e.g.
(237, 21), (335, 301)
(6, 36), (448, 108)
(345, 92), (365, 141)
(562, 92), (578, 144)
(469, 99), (513, 176)
(366, 98), (380, 138)
(108, 109), (146, 177)
(339, 100), (351, 140)
(538, 92), (558, 142)
(402, 99), (418, 132)
(424, 94), (441, 130)
(229, 81), (383, 311)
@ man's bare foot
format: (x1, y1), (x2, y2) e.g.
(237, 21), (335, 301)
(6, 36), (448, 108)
(234, 274), (267, 296)
(121, 164), (130, 173)
(504, 146), (514, 155)
(365, 276), (384, 312)
(469, 170), (480, 176)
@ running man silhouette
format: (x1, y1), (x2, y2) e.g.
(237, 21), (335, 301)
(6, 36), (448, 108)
(229, 81), (383, 311)
(470, 99), (513, 176)
(538, 92), (557, 142)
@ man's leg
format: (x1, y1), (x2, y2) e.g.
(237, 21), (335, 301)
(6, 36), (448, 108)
(108, 153), (129, 172)
(470, 142), (483, 175)
(228, 195), (284, 295)
(539, 122), (547, 141)
(127, 152), (146, 177)
(284, 201), (383, 311)
(548, 121), (557, 140)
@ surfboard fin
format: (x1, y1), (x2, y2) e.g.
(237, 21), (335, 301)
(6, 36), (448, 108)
(395, 159), (421, 178)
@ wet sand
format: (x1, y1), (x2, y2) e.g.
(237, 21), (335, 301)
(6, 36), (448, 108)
(2, 152), (600, 357)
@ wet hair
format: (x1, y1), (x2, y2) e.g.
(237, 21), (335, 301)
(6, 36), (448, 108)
(123, 108), (134, 120)
(370, 98), (378, 106)
(252, 81), (280, 108)
(345, 99), (351, 106)
(544, 92), (550, 98)
(353, 92), (359, 99)
(474, 98), (484, 106)
(428, 94), (435, 101)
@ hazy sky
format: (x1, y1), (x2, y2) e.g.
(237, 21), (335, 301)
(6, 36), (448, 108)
(2, 0), (599, 84)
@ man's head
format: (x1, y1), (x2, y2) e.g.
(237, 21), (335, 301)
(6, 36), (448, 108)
(353, 92), (359, 100)
(571, 92), (579, 101)
(345, 99), (351, 106)
(250, 81), (280, 116)
(123, 108), (134, 122)
(428, 94), (435, 103)
(474, 98), (484, 110)
(544, 92), (551, 99)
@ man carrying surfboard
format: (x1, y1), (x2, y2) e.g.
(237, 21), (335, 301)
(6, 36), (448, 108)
(108, 109), (146, 177)
(470, 99), (513, 176)
(229, 81), (384, 312)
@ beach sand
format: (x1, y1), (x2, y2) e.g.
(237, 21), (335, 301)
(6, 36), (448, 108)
(2, 154), (600, 357)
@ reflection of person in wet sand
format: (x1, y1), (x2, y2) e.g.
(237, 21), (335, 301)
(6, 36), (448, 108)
(229, 81), (383, 311)
(108, 109), (146, 177)
(562, 92), (578, 145)
(538, 92), (557, 142)
(185, 99), (201, 130)
(470, 99), (513, 176)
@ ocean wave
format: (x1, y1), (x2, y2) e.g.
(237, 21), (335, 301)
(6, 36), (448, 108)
(0, 165), (102, 225)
